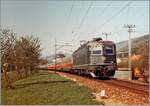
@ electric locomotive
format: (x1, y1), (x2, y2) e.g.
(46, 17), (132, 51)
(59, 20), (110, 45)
(72, 37), (117, 78)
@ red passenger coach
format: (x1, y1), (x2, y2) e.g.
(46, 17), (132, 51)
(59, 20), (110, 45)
(48, 63), (73, 71)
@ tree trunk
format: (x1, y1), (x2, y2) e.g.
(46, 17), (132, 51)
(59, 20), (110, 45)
(17, 69), (22, 79)
(3, 69), (14, 89)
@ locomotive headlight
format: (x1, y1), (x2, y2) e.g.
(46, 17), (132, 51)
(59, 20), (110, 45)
(110, 61), (114, 64)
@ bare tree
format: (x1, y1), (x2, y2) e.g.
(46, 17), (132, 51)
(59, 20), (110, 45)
(14, 36), (41, 77)
(0, 29), (16, 88)
(1, 28), (42, 88)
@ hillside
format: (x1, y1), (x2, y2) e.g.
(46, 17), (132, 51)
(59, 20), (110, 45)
(116, 34), (149, 53)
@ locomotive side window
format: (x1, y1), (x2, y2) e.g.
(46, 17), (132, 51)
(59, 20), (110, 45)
(90, 44), (103, 55)
(104, 46), (114, 55)
(93, 50), (101, 54)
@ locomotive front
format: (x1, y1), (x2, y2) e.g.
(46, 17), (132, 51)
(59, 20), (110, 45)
(88, 38), (117, 77)
(72, 37), (117, 78)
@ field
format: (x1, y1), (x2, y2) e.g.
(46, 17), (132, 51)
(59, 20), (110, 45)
(1, 70), (103, 105)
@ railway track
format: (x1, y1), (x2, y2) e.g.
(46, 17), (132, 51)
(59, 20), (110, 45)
(95, 78), (149, 94)
(56, 71), (149, 94)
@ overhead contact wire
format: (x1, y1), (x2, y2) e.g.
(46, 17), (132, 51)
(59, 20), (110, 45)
(95, 1), (133, 32)
(64, 0), (75, 36)
(74, 1), (94, 38)
(91, 1), (113, 34)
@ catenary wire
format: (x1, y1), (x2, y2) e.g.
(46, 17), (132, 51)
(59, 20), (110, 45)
(94, 1), (133, 33)
(73, 1), (94, 39)
(64, 0), (75, 36)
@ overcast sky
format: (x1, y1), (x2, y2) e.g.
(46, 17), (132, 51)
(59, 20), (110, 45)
(1, 0), (149, 57)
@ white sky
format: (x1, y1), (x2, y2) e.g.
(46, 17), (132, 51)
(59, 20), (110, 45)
(1, 0), (149, 57)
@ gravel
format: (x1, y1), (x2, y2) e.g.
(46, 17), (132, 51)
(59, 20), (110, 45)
(57, 72), (149, 105)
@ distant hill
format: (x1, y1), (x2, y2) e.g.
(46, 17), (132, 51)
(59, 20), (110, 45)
(116, 34), (149, 52)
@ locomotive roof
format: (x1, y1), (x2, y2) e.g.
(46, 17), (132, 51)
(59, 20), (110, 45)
(73, 40), (115, 54)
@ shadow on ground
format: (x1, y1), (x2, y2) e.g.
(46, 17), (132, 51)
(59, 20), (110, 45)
(14, 80), (73, 89)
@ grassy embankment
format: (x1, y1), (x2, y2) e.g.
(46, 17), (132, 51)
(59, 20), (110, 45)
(1, 70), (103, 105)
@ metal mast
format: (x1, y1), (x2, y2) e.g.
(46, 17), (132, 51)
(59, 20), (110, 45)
(55, 38), (57, 70)
(124, 24), (135, 80)
(102, 32), (111, 40)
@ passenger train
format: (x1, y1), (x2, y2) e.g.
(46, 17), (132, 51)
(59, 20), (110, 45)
(48, 37), (117, 78)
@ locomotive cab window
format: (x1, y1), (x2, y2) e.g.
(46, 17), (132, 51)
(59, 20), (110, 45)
(104, 46), (114, 55)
